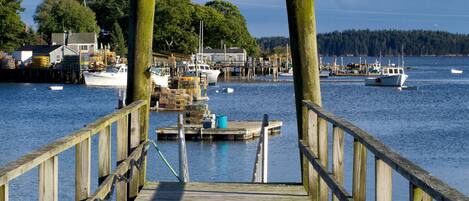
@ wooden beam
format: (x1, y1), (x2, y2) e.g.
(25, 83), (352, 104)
(306, 109), (318, 200)
(375, 158), (392, 201)
(410, 184), (431, 201)
(286, 0), (322, 191)
(352, 140), (367, 201)
(127, 0), (155, 191)
(317, 117), (328, 200)
(98, 126), (111, 185)
(128, 110), (140, 199)
(0, 183), (7, 201)
(39, 156), (58, 201)
(332, 126), (344, 201)
(116, 116), (128, 201)
(76, 138), (91, 201)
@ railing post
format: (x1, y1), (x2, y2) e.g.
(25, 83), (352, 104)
(0, 183), (7, 201)
(376, 158), (392, 201)
(98, 125), (111, 185)
(317, 117), (328, 200)
(306, 108), (318, 200)
(410, 183), (431, 201)
(353, 139), (367, 201)
(76, 138), (91, 201)
(178, 114), (190, 183)
(117, 115), (129, 201)
(262, 114), (269, 183)
(128, 110), (140, 199)
(332, 126), (344, 201)
(39, 156), (58, 201)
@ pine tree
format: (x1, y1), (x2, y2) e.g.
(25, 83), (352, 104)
(0, 0), (26, 52)
(110, 22), (127, 57)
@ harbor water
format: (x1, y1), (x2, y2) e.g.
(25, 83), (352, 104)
(1, 56), (469, 200)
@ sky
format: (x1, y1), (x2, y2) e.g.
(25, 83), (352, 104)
(21, 0), (469, 37)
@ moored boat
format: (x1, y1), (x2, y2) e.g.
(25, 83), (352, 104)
(84, 64), (127, 87)
(451, 69), (463, 74)
(185, 63), (220, 85)
(365, 67), (408, 87)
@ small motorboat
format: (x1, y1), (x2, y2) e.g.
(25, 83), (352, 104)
(365, 67), (408, 87)
(223, 88), (234, 93)
(451, 69), (463, 74)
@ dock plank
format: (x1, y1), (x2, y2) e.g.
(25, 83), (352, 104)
(135, 182), (309, 201)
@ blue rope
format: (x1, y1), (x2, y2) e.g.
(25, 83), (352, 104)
(148, 140), (182, 182)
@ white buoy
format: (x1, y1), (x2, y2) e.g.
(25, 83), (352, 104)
(48, 86), (63, 91)
(223, 88), (234, 93)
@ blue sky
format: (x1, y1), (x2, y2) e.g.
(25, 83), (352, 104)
(21, 0), (469, 37)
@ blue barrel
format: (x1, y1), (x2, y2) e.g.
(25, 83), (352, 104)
(216, 115), (228, 129)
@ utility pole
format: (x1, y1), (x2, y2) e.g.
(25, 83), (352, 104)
(286, 0), (325, 200)
(126, 0), (155, 199)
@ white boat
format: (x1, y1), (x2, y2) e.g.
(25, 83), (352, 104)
(320, 70), (330, 78)
(150, 67), (170, 88)
(85, 64), (170, 87)
(185, 63), (221, 85)
(48, 86), (63, 91)
(84, 64), (127, 87)
(365, 67), (408, 87)
(451, 69), (463, 74)
(279, 68), (293, 77)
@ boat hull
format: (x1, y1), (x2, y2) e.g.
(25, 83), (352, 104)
(451, 69), (463, 74)
(83, 71), (127, 87)
(206, 70), (220, 84)
(365, 74), (408, 87)
(151, 74), (170, 88)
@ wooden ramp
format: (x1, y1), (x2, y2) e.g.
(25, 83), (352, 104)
(135, 182), (309, 201)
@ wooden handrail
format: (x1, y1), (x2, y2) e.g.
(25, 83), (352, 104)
(0, 100), (147, 201)
(302, 100), (469, 201)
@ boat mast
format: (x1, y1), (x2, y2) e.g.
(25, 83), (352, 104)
(401, 45), (405, 67)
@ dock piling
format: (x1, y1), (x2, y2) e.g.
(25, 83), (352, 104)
(178, 114), (190, 183)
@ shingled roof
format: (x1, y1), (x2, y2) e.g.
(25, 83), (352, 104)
(17, 45), (63, 54)
(51, 33), (97, 45)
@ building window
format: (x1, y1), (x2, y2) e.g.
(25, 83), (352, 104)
(80, 45), (88, 51)
(56, 55), (61, 62)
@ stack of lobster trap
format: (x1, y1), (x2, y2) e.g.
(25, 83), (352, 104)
(157, 88), (193, 111)
(183, 104), (212, 126)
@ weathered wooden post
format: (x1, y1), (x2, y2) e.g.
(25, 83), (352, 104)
(127, 0), (155, 198)
(286, 0), (324, 200)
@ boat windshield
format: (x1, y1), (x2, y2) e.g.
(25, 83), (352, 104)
(106, 67), (119, 73)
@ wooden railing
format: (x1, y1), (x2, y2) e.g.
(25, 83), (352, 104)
(300, 100), (469, 201)
(252, 114), (269, 183)
(0, 100), (148, 201)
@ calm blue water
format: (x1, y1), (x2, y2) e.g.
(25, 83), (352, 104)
(1, 56), (469, 200)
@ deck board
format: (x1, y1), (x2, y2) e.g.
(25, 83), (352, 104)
(135, 182), (309, 201)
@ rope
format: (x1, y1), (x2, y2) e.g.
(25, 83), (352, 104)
(148, 140), (182, 182)
(93, 140), (181, 201)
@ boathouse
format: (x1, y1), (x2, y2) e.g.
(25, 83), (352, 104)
(12, 45), (78, 66)
(51, 32), (98, 54)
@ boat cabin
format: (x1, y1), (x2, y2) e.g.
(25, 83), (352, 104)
(382, 67), (405, 76)
(187, 64), (212, 71)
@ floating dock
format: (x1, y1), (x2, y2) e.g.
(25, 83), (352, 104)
(156, 120), (282, 141)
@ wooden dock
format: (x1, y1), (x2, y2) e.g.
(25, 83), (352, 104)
(135, 182), (309, 201)
(157, 120), (282, 140)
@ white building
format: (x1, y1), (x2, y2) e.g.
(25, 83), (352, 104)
(51, 32), (98, 54)
(196, 48), (247, 66)
(13, 45), (78, 66)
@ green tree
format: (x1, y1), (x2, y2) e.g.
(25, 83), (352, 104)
(110, 22), (127, 57)
(34, 0), (100, 43)
(0, 0), (26, 52)
(205, 0), (258, 56)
